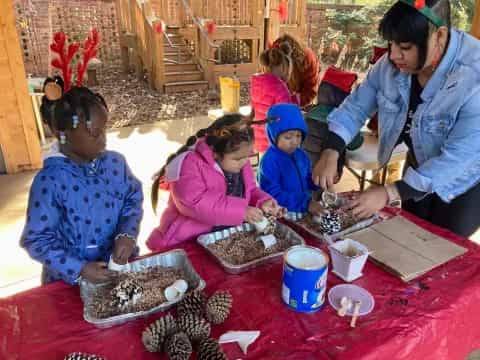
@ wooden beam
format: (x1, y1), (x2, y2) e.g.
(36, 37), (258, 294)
(210, 26), (261, 40)
(472, 0), (480, 39)
(0, 1), (41, 173)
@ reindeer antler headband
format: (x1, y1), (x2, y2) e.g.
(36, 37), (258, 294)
(45, 29), (100, 101)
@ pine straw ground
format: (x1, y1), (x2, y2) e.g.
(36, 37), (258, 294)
(90, 66), (251, 129)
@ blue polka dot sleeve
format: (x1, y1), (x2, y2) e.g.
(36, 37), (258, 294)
(20, 172), (88, 285)
(114, 159), (143, 241)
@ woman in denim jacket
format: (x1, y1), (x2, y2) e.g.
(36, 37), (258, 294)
(313, 0), (480, 237)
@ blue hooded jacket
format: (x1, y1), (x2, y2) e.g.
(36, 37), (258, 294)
(257, 104), (318, 212)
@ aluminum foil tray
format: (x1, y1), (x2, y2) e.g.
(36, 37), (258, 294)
(79, 249), (206, 328)
(284, 211), (379, 244)
(197, 222), (305, 274)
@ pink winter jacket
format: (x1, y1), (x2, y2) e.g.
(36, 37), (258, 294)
(147, 138), (272, 251)
(250, 73), (299, 152)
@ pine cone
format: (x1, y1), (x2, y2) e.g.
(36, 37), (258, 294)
(198, 338), (227, 360)
(206, 291), (232, 325)
(177, 290), (207, 317)
(177, 313), (211, 345)
(319, 212), (342, 235)
(109, 278), (143, 309)
(165, 332), (192, 360)
(142, 314), (177, 352)
(64, 353), (106, 360)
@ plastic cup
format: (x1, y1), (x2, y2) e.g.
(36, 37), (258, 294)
(254, 217), (269, 233)
(108, 255), (126, 272)
(172, 279), (188, 294)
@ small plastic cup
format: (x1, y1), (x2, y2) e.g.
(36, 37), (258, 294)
(164, 279), (188, 302)
(258, 234), (277, 249)
(108, 255), (127, 272)
(172, 279), (188, 294)
(164, 285), (181, 302)
(322, 191), (338, 208)
(254, 217), (269, 233)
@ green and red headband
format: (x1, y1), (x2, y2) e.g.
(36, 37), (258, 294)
(399, 0), (446, 27)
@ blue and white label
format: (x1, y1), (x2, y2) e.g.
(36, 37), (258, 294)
(282, 246), (329, 313)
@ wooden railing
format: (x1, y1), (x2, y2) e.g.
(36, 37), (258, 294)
(117, 0), (165, 91)
(205, 0), (254, 26)
(116, 0), (307, 89)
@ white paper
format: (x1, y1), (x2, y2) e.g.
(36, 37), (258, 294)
(219, 330), (261, 354)
(259, 234), (277, 249)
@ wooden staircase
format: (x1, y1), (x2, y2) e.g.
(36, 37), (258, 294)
(162, 27), (208, 93)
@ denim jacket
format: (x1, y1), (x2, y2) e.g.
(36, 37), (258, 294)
(328, 30), (480, 203)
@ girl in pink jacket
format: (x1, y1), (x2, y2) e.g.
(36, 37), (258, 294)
(147, 114), (281, 251)
(250, 42), (299, 152)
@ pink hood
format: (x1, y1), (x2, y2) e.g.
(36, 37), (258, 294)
(147, 138), (271, 251)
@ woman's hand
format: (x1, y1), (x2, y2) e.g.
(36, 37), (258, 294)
(345, 187), (389, 219)
(80, 262), (115, 283)
(312, 149), (340, 190)
(112, 235), (136, 265)
(308, 200), (329, 217)
(245, 206), (264, 224)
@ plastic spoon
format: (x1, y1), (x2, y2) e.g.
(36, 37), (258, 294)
(337, 296), (352, 317)
(350, 300), (362, 327)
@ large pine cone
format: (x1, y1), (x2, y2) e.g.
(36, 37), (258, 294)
(177, 290), (207, 317)
(206, 291), (232, 325)
(177, 313), (211, 345)
(64, 353), (106, 360)
(142, 314), (177, 352)
(198, 338), (228, 360)
(165, 332), (192, 360)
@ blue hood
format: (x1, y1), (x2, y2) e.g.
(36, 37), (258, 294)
(266, 104), (308, 147)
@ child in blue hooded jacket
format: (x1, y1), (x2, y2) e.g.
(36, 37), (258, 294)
(257, 103), (325, 215)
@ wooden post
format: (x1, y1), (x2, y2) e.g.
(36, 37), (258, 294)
(297, 0), (307, 42)
(152, 30), (165, 92)
(251, 0), (262, 70)
(269, 0), (280, 45)
(0, 0), (42, 173)
(472, 0), (480, 39)
(142, 3), (154, 89)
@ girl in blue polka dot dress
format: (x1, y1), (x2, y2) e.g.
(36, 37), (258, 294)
(20, 82), (144, 285)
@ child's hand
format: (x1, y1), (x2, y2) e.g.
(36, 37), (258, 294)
(308, 200), (329, 217)
(262, 199), (287, 218)
(112, 235), (136, 265)
(80, 262), (115, 283)
(261, 199), (278, 215)
(245, 206), (264, 224)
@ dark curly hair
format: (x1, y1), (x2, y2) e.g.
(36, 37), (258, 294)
(151, 113), (255, 211)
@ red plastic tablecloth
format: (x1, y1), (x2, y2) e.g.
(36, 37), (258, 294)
(2, 209), (480, 360)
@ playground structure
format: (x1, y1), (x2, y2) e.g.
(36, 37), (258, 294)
(116, 0), (307, 92)
(1, 0), (480, 173)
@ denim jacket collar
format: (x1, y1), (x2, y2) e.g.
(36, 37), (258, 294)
(422, 29), (459, 101)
